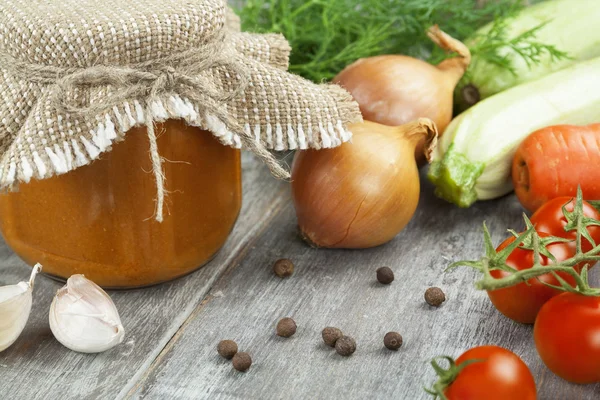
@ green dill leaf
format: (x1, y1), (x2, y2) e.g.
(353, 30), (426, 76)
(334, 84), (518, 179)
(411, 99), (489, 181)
(468, 14), (572, 77)
(236, 0), (524, 82)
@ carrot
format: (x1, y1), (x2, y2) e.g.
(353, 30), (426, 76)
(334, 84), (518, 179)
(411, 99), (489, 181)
(512, 123), (600, 212)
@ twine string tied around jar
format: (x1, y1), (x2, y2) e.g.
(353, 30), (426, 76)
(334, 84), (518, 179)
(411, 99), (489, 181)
(0, 33), (289, 222)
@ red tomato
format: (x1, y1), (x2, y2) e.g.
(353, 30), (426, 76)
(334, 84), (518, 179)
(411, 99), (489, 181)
(530, 196), (600, 254)
(534, 292), (600, 384)
(444, 345), (536, 400)
(487, 233), (577, 324)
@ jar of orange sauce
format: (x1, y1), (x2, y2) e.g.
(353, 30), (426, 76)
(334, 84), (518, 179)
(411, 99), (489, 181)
(0, 0), (361, 289)
(0, 120), (241, 288)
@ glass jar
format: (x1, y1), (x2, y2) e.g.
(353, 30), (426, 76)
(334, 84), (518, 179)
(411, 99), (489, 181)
(0, 119), (242, 288)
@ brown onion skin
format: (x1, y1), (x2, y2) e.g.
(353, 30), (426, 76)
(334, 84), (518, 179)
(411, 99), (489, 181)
(333, 26), (469, 165)
(291, 120), (437, 249)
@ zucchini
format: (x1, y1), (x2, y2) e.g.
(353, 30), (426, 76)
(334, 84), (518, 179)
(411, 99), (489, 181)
(457, 0), (600, 109)
(428, 56), (600, 207)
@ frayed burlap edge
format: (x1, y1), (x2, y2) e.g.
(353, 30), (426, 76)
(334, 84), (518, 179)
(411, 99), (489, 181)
(0, 5), (361, 192)
(0, 82), (361, 188)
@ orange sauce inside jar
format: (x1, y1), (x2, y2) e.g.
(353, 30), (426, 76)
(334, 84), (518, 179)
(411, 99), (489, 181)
(0, 119), (242, 288)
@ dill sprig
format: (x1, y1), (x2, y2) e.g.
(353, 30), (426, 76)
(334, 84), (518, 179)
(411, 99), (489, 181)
(465, 11), (571, 77)
(236, 0), (533, 82)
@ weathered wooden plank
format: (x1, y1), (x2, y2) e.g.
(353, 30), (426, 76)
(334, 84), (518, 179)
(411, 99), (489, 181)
(130, 173), (600, 400)
(0, 154), (287, 400)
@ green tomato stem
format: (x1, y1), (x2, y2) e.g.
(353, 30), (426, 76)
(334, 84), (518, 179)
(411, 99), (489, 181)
(457, 187), (600, 297)
(425, 357), (483, 400)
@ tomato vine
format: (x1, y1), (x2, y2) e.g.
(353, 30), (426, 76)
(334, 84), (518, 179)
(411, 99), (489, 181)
(451, 187), (600, 296)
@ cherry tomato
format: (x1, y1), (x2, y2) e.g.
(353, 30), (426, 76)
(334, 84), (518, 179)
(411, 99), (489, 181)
(530, 196), (600, 254)
(487, 233), (577, 324)
(444, 345), (536, 400)
(534, 292), (600, 384)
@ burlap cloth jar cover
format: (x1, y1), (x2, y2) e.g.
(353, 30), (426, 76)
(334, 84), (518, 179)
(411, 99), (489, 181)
(0, 0), (362, 220)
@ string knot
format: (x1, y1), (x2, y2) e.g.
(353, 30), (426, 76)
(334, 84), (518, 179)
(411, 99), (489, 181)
(0, 31), (289, 222)
(151, 66), (177, 96)
(164, 67), (176, 87)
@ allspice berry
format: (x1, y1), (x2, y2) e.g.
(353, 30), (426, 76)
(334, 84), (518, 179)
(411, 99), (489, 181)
(322, 327), (343, 347)
(217, 339), (238, 359)
(335, 336), (356, 356)
(273, 258), (294, 278)
(383, 332), (403, 351)
(376, 267), (394, 284)
(232, 352), (252, 372)
(276, 317), (297, 338)
(425, 287), (446, 307)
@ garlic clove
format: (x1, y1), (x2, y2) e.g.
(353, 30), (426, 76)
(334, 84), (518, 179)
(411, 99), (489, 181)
(49, 274), (125, 353)
(0, 264), (42, 352)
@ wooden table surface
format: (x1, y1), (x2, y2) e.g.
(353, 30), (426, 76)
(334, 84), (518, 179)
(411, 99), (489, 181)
(0, 154), (599, 400)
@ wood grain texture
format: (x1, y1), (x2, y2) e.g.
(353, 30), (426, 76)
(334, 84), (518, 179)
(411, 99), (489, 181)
(128, 171), (600, 400)
(0, 2), (598, 397)
(0, 154), (287, 400)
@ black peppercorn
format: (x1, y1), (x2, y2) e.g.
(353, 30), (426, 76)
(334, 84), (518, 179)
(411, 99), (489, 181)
(276, 317), (297, 338)
(425, 287), (446, 307)
(376, 267), (394, 284)
(335, 336), (356, 356)
(322, 327), (343, 347)
(273, 258), (294, 278)
(383, 332), (403, 350)
(217, 340), (238, 359)
(232, 352), (252, 372)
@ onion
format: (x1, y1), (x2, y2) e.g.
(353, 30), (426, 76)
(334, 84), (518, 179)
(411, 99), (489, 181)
(291, 119), (438, 249)
(333, 26), (470, 165)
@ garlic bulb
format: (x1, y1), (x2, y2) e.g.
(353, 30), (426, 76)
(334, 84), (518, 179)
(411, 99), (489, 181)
(49, 275), (125, 353)
(0, 264), (42, 352)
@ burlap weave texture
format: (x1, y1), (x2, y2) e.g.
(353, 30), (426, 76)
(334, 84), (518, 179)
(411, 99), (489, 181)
(0, 0), (361, 188)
